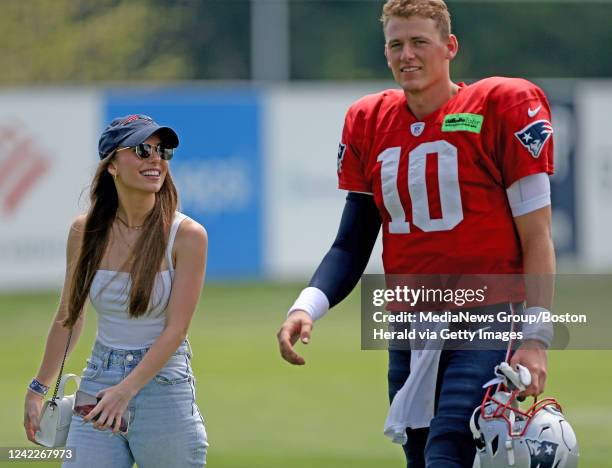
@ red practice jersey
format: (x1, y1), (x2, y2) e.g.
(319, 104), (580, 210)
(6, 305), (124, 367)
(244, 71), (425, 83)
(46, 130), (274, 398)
(338, 77), (554, 276)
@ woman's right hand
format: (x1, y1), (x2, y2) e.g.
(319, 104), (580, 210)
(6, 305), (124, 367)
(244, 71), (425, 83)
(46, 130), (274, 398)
(24, 391), (44, 444)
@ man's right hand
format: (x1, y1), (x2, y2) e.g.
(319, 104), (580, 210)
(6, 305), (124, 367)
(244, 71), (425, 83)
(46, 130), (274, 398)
(277, 310), (314, 365)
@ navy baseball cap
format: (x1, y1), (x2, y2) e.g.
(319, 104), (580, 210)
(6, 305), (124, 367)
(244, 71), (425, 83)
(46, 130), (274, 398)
(98, 114), (179, 159)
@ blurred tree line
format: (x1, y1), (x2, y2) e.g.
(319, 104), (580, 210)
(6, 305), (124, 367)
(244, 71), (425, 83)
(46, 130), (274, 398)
(1, 0), (610, 84)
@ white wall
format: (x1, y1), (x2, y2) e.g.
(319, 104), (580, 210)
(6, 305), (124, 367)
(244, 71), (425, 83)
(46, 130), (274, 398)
(263, 84), (385, 280)
(576, 81), (612, 269)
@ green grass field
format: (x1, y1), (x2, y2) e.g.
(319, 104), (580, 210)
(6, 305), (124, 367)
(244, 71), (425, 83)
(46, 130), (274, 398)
(1, 282), (610, 467)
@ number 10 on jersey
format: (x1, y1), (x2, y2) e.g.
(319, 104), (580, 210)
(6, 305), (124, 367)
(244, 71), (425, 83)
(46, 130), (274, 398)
(377, 140), (464, 234)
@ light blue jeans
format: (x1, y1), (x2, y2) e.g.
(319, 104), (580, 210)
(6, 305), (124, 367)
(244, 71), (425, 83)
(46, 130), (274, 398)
(63, 340), (208, 467)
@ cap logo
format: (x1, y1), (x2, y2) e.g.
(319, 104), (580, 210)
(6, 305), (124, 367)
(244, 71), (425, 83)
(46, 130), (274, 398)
(117, 114), (153, 126)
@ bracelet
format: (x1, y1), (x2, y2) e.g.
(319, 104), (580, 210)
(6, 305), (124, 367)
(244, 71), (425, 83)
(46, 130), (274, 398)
(28, 378), (49, 396)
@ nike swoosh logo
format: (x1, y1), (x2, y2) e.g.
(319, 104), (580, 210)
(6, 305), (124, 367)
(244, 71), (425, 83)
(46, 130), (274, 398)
(528, 105), (542, 118)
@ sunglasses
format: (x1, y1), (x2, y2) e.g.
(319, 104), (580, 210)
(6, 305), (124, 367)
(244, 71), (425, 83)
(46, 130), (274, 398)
(115, 143), (174, 161)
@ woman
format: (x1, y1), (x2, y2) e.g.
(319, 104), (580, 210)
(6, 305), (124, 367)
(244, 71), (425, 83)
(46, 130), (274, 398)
(23, 114), (209, 467)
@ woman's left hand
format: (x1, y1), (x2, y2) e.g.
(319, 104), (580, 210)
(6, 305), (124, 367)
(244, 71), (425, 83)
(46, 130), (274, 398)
(84, 383), (135, 433)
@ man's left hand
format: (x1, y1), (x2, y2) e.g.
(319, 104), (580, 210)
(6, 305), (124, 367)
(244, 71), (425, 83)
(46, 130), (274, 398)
(510, 339), (547, 398)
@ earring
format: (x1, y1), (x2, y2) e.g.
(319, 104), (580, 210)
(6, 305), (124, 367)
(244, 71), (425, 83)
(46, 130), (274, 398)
(113, 172), (118, 182)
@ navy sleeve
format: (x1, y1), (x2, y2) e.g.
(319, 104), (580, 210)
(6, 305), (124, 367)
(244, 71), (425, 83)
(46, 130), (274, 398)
(309, 192), (381, 308)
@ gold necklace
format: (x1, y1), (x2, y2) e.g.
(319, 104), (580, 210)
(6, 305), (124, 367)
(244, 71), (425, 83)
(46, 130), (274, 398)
(116, 216), (144, 230)
(112, 226), (132, 251)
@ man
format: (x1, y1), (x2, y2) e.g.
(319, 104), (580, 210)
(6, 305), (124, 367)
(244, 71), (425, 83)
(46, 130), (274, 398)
(277, 0), (555, 466)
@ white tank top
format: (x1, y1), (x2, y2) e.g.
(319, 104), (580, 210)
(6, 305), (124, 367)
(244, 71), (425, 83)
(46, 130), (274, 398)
(89, 212), (188, 349)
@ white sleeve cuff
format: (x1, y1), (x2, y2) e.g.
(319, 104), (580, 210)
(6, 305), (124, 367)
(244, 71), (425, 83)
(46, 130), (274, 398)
(348, 191), (374, 196)
(521, 306), (554, 348)
(288, 287), (330, 322)
(506, 172), (551, 217)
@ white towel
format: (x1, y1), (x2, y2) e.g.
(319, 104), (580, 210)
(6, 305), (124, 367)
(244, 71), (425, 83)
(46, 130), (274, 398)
(383, 318), (448, 445)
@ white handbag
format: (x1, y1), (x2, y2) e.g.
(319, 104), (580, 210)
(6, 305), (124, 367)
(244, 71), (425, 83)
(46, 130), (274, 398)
(35, 374), (81, 447)
(34, 329), (80, 448)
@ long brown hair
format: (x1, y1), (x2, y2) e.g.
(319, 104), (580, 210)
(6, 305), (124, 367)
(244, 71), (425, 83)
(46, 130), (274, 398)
(63, 155), (178, 328)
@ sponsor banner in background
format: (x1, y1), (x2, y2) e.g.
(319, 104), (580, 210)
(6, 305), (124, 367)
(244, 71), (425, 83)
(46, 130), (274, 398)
(105, 88), (262, 278)
(0, 90), (100, 291)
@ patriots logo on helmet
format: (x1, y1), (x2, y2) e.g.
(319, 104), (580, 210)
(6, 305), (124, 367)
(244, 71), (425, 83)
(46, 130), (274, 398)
(526, 439), (559, 468)
(471, 362), (579, 468)
(514, 120), (553, 158)
(337, 142), (347, 173)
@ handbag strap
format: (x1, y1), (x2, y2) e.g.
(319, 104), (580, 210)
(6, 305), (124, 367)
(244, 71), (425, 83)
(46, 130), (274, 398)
(50, 328), (73, 404)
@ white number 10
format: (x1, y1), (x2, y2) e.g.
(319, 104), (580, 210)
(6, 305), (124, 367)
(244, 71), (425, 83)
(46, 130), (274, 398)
(376, 140), (464, 234)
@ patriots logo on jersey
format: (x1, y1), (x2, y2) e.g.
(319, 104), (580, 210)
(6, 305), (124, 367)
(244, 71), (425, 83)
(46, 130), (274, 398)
(337, 142), (347, 173)
(526, 439), (558, 468)
(514, 119), (553, 158)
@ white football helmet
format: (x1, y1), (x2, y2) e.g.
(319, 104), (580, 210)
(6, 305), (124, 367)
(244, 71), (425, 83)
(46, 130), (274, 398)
(471, 363), (579, 467)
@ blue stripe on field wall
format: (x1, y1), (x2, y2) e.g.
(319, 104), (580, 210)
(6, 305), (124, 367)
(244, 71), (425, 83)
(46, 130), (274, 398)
(104, 88), (262, 279)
